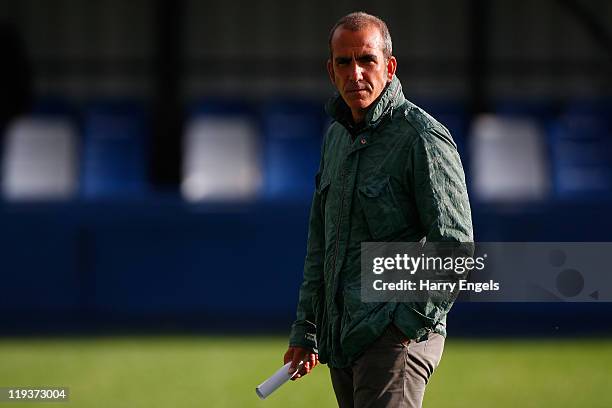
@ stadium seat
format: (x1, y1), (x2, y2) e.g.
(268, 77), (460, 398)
(2, 116), (78, 200)
(81, 101), (150, 198)
(259, 100), (325, 200)
(470, 114), (550, 202)
(548, 103), (612, 199)
(182, 100), (261, 201)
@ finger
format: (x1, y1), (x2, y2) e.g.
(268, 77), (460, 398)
(308, 353), (317, 369)
(290, 363), (303, 381)
(290, 353), (302, 373)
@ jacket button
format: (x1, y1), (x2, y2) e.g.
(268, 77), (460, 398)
(360, 138), (366, 144)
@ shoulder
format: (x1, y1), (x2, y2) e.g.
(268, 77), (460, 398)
(325, 120), (343, 136)
(323, 120), (345, 146)
(401, 101), (448, 135)
(399, 101), (457, 150)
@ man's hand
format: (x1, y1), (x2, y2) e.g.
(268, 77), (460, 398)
(283, 346), (319, 380)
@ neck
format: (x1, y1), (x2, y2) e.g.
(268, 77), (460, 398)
(351, 108), (366, 124)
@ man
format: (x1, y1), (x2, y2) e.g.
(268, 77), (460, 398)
(283, 11), (473, 408)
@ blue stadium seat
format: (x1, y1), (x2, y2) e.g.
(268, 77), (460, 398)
(259, 100), (325, 200)
(81, 101), (150, 198)
(548, 102), (612, 199)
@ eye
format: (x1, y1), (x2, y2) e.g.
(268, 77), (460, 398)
(336, 58), (350, 66)
(359, 55), (377, 64)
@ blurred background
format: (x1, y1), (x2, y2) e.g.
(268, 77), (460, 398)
(0, 0), (611, 407)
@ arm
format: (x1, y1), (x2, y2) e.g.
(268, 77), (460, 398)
(413, 126), (473, 244)
(410, 126), (474, 325)
(285, 138), (327, 378)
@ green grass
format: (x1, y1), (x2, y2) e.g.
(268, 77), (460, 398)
(0, 336), (611, 407)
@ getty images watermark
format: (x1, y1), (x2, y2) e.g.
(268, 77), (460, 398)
(361, 242), (612, 302)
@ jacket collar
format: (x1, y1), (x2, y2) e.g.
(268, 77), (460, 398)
(325, 75), (405, 132)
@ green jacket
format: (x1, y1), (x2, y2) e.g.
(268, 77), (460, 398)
(289, 76), (473, 368)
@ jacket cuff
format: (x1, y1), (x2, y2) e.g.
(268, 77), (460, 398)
(289, 320), (318, 353)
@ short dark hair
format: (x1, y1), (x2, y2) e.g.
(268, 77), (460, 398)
(328, 12), (393, 59)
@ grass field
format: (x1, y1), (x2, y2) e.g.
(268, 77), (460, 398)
(1, 336), (611, 407)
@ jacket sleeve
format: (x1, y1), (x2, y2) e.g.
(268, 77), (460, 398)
(409, 125), (474, 331)
(288, 140), (327, 352)
(412, 126), (473, 244)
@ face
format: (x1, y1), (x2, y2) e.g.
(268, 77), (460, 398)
(327, 25), (397, 122)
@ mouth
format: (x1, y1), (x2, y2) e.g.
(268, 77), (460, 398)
(346, 88), (368, 95)
(345, 82), (370, 94)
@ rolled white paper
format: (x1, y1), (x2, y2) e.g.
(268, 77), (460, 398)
(255, 361), (303, 400)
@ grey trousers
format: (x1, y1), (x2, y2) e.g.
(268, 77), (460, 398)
(329, 324), (445, 408)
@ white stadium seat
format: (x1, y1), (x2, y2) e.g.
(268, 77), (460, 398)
(470, 115), (550, 202)
(2, 117), (78, 200)
(182, 116), (261, 202)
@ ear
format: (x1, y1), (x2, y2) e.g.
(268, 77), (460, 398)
(326, 59), (336, 86)
(386, 56), (397, 82)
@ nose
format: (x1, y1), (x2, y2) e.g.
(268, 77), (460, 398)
(348, 61), (363, 81)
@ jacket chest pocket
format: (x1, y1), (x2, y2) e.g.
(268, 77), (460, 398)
(358, 173), (408, 240)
